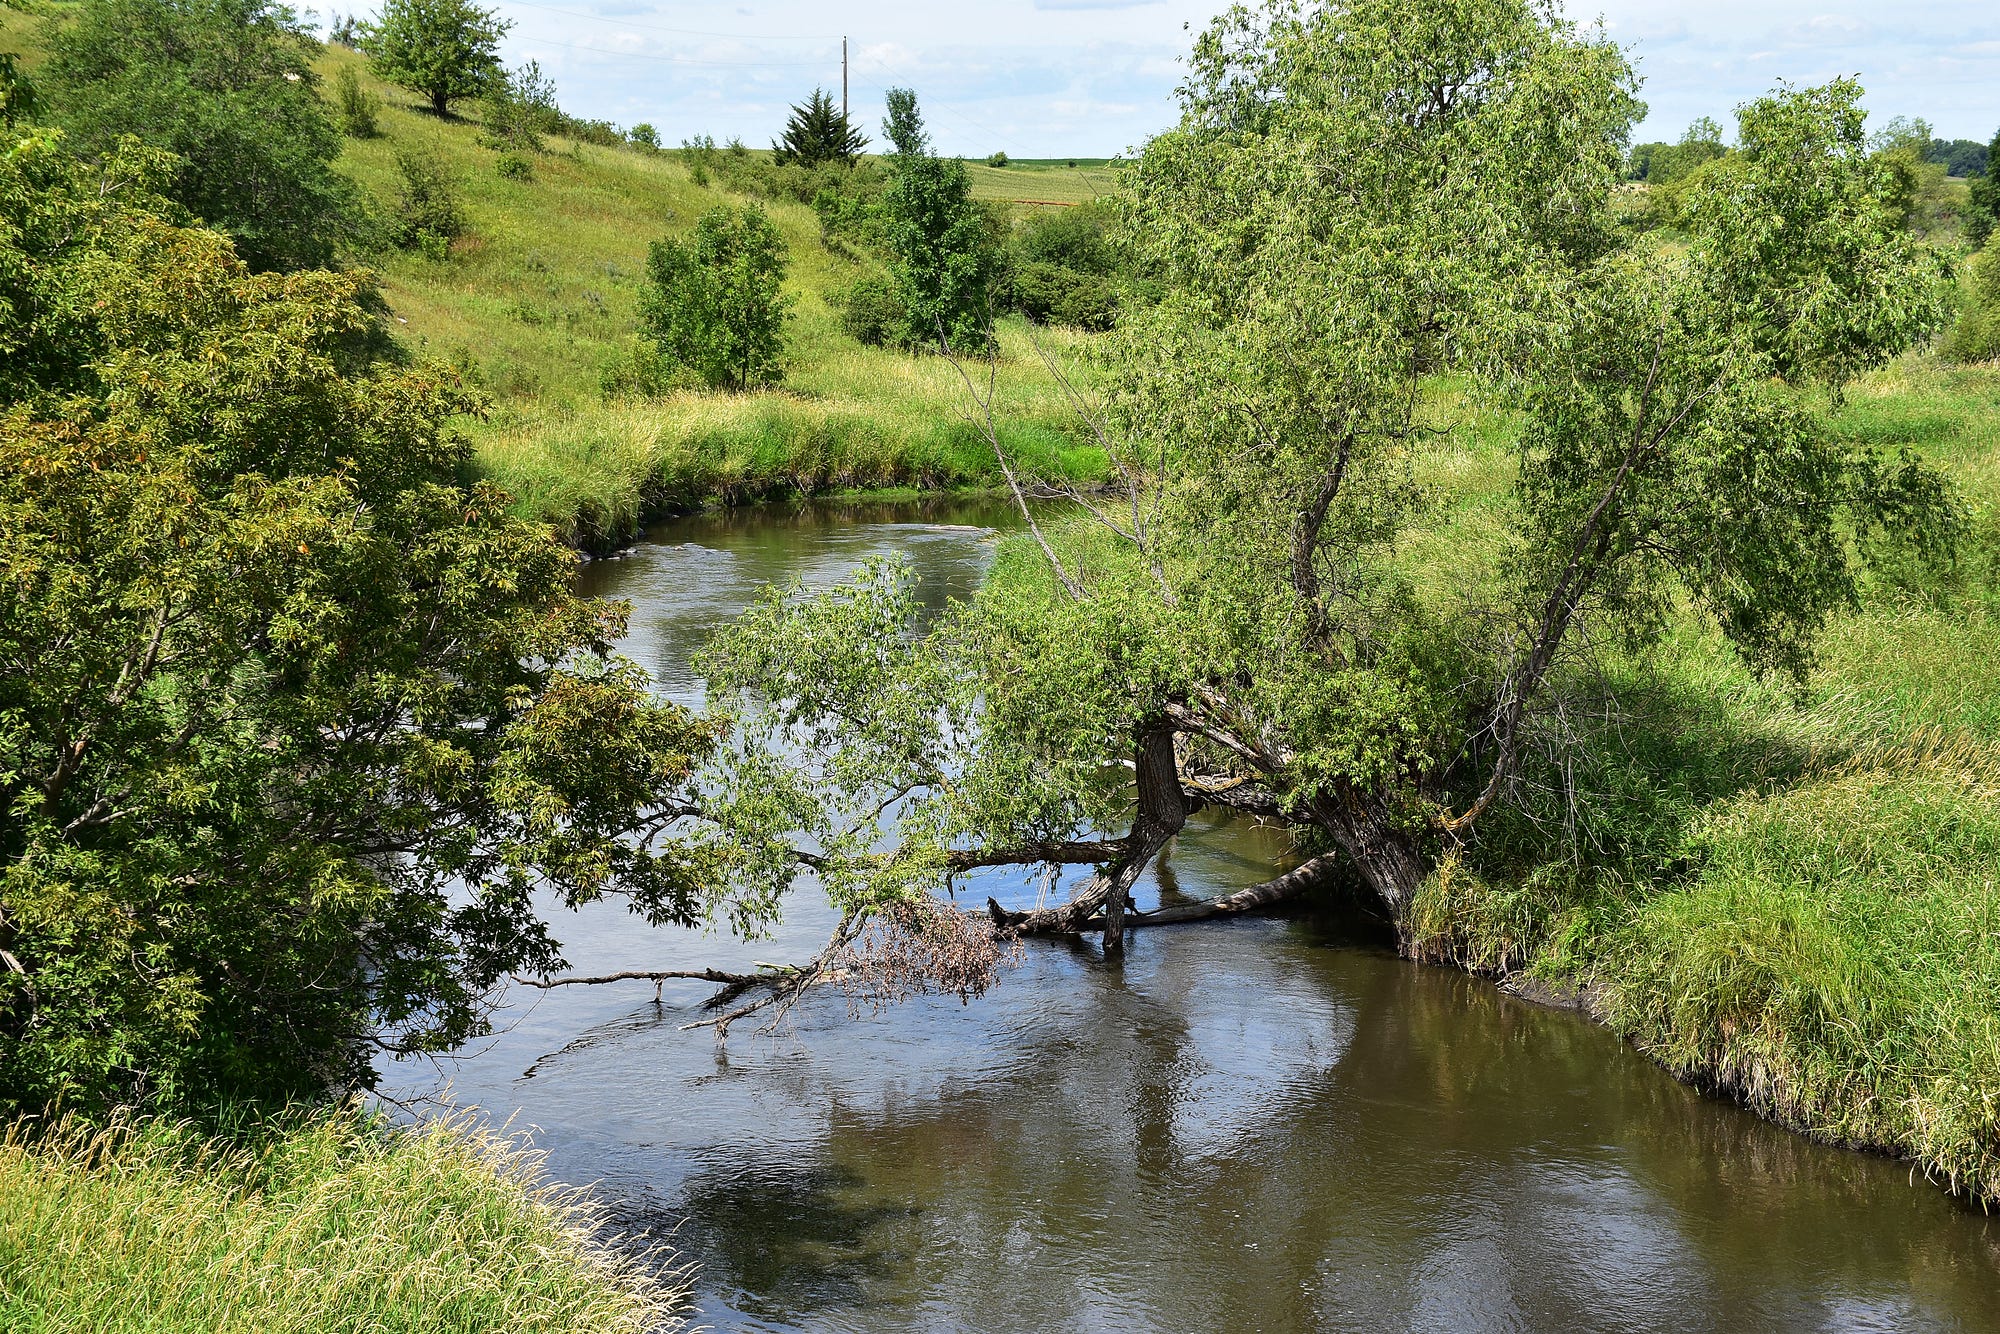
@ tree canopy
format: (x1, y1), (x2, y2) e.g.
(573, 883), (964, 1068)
(359, 0), (511, 116)
(36, 0), (355, 272)
(672, 0), (1958, 973)
(0, 130), (715, 1115)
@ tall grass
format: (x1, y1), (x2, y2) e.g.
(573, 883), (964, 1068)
(1399, 357), (2000, 1203)
(0, 1108), (687, 1334)
(1597, 733), (2000, 1199)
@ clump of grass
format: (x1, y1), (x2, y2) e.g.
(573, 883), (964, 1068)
(1593, 735), (2000, 1201)
(0, 1108), (687, 1334)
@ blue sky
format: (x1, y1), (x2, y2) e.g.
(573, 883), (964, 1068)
(324, 1), (2000, 159)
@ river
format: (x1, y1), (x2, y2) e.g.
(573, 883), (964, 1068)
(383, 498), (2000, 1333)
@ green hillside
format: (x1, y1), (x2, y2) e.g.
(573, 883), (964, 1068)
(311, 47), (1110, 545)
(0, 8), (1112, 547)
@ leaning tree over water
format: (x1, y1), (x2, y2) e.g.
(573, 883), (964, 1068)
(551, 0), (1958, 1029)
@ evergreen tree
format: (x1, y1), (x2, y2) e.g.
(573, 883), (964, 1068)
(772, 87), (867, 168)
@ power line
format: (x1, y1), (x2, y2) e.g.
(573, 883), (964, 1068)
(515, 33), (837, 69)
(496, 0), (840, 42)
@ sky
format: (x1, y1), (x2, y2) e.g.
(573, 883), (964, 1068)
(322, 1), (2000, 159)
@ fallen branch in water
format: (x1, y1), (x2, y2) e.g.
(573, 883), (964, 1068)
(990, 852), (1342, 937)
(511, 966), (789, 1006)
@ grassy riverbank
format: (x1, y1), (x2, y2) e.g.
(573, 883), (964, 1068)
(1405, 355), (2000, 1204)
(0, 1109), (684, 1333)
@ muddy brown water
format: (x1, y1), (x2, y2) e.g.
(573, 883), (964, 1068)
(383, 498), (2000, 1333)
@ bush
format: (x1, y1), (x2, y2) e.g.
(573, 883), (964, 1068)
(599, 337), (686, 400)
(1008, 258), (1118, 331)
(1942, 248), (2000, 364)
(678, 134), (715, 186)
(330, 62), (380, 137)
(993, 200), (1127, 330)
(496, 150), (532, 180)
(636, 204), (792, 390)
(986, 151), (1008, 167)
(393, 145), (466, 254)
(835, 273), (907, 347)
(39, 0), (356, 271)
(628, 121), (659, 151)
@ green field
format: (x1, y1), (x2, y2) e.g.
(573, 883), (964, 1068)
(963, 160), (1123, 205)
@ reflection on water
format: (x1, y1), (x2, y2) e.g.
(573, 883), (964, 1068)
(384, 498), (2000, 1333)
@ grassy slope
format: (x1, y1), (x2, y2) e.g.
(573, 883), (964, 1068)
(1403, 357), (2000, 1203)
(0, 1110), (685, 1333)
(313, 46), (1109, 546)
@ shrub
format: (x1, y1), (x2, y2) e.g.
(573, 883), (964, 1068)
(599, 336), (679, 397)
(678, 134), (715, 186)
(1942, 248), (2000, 364)
(835, 273), (907, 347)
(330, 62), (380, 137)
(480, 61), (553, 152)
(636, 204), (792, 390)
(496, 150), (532, 180)
(987, 151), (1008, 167)
(628, 122), (659, 151)
(392, 146), (466, 254)
(1008, 258), (1118, 331)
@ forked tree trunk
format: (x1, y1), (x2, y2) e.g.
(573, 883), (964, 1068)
(987, 722), (1188, 954)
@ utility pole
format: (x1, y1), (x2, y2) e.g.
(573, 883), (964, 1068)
(842, 36), (848, 121)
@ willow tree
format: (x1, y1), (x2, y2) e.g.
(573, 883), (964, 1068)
(570, 0), (1958, 1025)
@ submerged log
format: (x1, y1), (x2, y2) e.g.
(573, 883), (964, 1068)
(992, 851), (1343, 939)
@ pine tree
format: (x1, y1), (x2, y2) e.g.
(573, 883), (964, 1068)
(773, 88), (867, 168)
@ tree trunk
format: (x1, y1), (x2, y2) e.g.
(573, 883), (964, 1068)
(432, 89), (449, 116)
(988, 721), (1187, 953)
(1309, 791), (1431, 923)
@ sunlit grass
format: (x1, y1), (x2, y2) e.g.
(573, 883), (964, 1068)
(0, 1108), (688, 1334)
